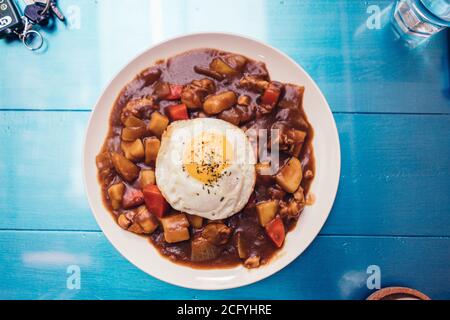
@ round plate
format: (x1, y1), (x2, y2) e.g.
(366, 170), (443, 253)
(83, 32), (341, 290)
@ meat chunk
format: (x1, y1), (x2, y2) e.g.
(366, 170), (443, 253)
(267, 185), (286, 200)
(218, 108), (241, 125)
(193, 66), (224, 81)
(279, 186), (306, 218)
(120, 97), (156, 123)
(209, 55), (246, 77)
(223, 54), (247, 71)
(271, 122), (306, 156)
(238, 75), (269, 93)
(304, 169), (314, 179)
(139, 67), (162, 87)
(277, 84), (305, 109)
(191, 236), (220, 262)
(122, 186), (144, 209)
(246, 61), (269, 79)
(244, 255), (261, 269)
(201, 223), (232, 245)
(181, 79), (216, 109)
(118, 206), (159, 234)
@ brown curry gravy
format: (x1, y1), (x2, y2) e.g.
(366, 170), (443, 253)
(97, 48), (315, 268)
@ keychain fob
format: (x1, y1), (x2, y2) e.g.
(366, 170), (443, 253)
(0, 0), (23, 36)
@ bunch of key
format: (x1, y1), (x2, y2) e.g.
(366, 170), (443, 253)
(0, 0), (64, 50)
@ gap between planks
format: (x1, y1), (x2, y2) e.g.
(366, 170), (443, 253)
(1, 228), (450, 239)
(0, 109), (450, 116)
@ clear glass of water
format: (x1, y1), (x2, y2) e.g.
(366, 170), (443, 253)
(392, 0), (450, 46)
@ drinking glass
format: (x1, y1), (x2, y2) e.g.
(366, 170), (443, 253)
(392, 0), (450, 46)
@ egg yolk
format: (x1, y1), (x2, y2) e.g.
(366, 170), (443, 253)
(184, 132), (233, 185)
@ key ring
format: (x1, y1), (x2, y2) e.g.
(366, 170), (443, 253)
(41, 0), (51, 15)
(21, 0), (49, 51)
(14, 16), (43, 51)
(22, 29), (43, 50)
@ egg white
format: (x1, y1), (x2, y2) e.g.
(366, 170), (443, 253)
(155, 118), (256, 220)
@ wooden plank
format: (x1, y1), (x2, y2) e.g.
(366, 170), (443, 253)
(0, 0), (448, 113)
(0, 111), (96, 230)
(268, 0), (450, 114)
(323, 113), (450, 235)
(0, 231), (448, 299)
(1, 111), (450, 236)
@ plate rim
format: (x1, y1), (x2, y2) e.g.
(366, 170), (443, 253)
(83, 31), (341, 290)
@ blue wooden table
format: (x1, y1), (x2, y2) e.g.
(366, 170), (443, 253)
(1, 0), (449, 300)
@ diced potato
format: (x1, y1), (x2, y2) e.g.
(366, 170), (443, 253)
(191, 236), (220, 262)
(144, 137), (160, 165)
(128, 223), (144, 234)
(139, 169), (156, 188)
(117, 213), (131, 229)
(203, 91), (237, 115)
(147, 111), (169, 137)
(256, 200), (279, 227)
(290, 130), (307, 157)
(276, 157), (302, 193)
(108, 183), (124, 201)
(161, 213), (190, 243)
(163, 227), (190, 243)
(224, 54), (247, 71)
(121, 126), (146, 142)
(187, 214), (203, 229)
(123, 115), (145, 128)
(121, 139), (145, 161)
(255, 162), (273, 185)
(237, 95), (250, 106)
(135, 205), (159, 234)
(210, 58), (237, 76)
(110, 152), (140, 182)
(108, 183), (125, 210)
(96, 152), (113, 178)
(96, 152), (112, 171)
(236, 232), (247, 259)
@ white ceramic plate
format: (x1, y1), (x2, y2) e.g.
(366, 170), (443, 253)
(84, 33), (340, 290)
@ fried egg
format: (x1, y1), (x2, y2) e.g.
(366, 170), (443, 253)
(156, 118), (256, 220)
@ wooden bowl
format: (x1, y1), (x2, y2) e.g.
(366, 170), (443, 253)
(367, 287), (431, 300)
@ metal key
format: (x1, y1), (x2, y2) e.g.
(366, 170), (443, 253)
(33, 0), (64, 21)
(24, 1), (50, 25)
(49, 0), (64, 21)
